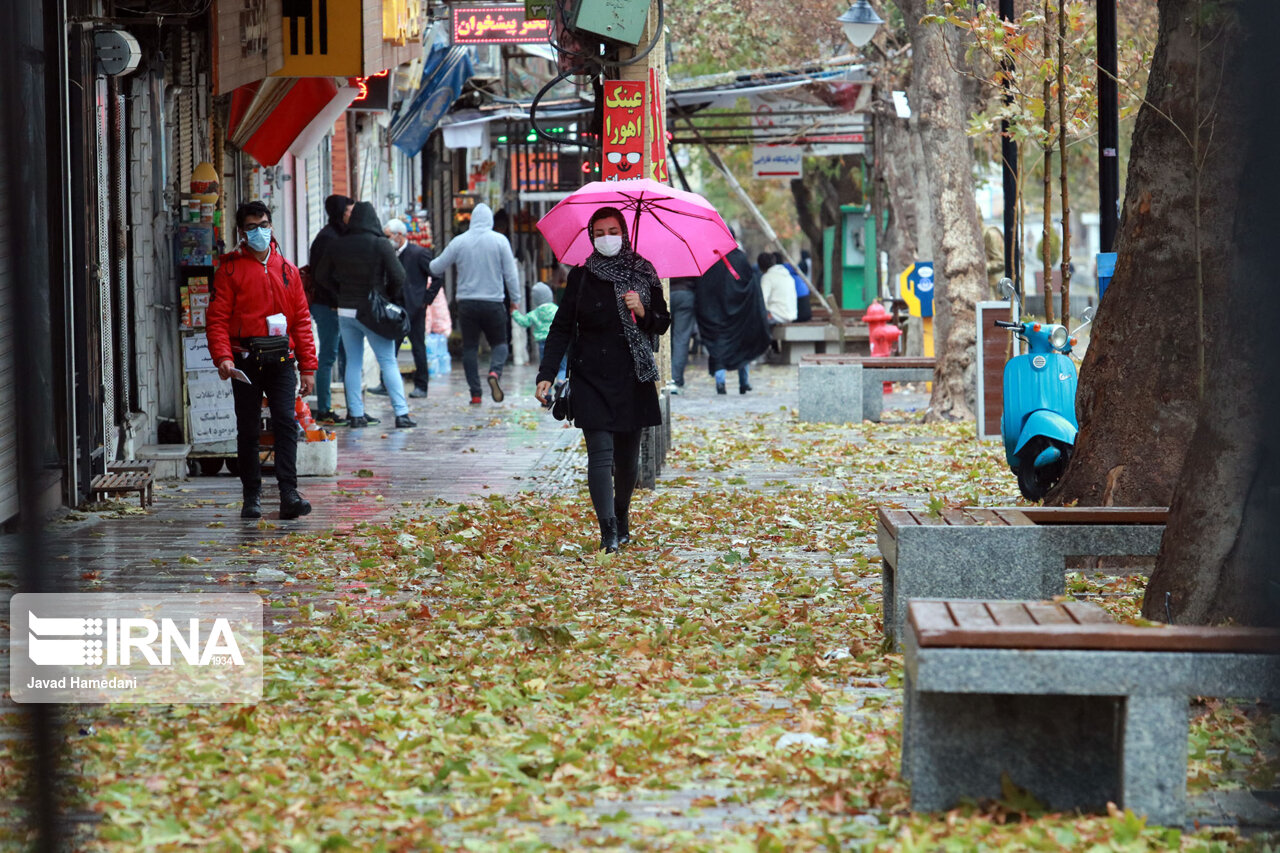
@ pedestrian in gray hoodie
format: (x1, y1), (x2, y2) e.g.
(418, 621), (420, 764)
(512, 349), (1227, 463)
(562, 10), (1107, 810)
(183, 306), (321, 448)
(429, 203), (522, 403)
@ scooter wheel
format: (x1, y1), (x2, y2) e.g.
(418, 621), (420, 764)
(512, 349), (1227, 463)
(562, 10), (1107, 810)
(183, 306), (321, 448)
(1016, 437), (1073, 501)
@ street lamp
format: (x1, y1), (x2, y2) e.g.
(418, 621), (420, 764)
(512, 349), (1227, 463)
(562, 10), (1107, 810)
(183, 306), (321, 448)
(837, 0), (884, 49)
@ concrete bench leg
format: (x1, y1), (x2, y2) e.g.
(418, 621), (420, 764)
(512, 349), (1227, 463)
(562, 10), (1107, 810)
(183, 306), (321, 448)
(881, 558), (897, 639)
(862, 377), (883, 422)
(904, 689), (1123, 813)
(1122, 695), (1188, 825)
(786, 341), (818, 364)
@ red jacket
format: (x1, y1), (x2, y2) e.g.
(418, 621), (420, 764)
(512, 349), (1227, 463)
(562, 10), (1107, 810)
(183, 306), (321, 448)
(206, 245), (317, 373)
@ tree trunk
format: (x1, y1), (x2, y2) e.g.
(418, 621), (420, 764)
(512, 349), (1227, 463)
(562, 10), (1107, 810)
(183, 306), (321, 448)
(1141, 0), (1279, 627)
(1048, 0), (1247, 507)
(901, 0), (987, 421)
(1041, 0), (1056, 325)
(1056, 0), (1071, 327)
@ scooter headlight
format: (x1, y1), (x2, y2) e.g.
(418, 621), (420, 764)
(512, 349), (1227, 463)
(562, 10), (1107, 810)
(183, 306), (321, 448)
(1049, 325), (1069, 349)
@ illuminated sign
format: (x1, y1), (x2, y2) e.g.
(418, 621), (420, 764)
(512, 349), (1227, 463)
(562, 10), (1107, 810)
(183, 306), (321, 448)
(451, 4), (550, 45)
(349, 69), (391, 111)
(603, 81), (645, 182)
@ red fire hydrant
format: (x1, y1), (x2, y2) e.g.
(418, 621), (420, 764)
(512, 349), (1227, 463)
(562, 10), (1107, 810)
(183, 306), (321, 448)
(864, 302), (902, 391)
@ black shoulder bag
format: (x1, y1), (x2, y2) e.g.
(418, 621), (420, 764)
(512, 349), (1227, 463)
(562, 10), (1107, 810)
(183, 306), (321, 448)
(550, 278), (580, 423)
(357, 264), (410, 340)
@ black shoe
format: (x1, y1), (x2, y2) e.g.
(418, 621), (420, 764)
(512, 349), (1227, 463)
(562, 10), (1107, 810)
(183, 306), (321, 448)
(487, 371), (505, 402)
(716, 383), (727, 395)
(409, 387), (429, 399)
(615, 506), (630, 546)
(280, 491), (311, 520)
(395, 414), (417, 428)
(347, 415), (369, 429)
(599, 518), (619, 553)
(368, 385), (389, 396)
(739, 384), (752, 394)
(241, 488), (262, 519)
(313, 409), (343, 425)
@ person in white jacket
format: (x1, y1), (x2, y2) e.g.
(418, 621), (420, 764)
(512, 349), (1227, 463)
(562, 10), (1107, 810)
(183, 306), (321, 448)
(429, 203), (522, 404)
(759, 252), (798, 325)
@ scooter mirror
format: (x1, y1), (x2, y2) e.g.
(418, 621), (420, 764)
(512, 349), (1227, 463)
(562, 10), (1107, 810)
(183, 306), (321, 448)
(1080, 306), (1095, 323)
(999, 278), (1015, 297)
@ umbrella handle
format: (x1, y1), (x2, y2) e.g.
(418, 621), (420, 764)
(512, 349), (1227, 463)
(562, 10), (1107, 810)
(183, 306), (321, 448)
(717, 250), (740, 280)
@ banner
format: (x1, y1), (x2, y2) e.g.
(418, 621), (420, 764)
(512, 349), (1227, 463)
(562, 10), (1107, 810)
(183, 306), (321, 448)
(390, 44), (475, 155)
(602, 81), (646, 182)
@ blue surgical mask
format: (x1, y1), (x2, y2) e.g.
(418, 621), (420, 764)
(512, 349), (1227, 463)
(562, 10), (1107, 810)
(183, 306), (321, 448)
(245, 226), (271, 252)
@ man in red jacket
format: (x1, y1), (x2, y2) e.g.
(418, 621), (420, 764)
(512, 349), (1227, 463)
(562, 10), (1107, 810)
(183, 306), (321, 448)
(206, 201), (318, 520)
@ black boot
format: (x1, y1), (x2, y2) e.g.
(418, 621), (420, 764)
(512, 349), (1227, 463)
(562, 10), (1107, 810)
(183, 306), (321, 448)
(599, 517), (619, 553)
(280, 490), (312, 520)
(614, 502), (631, 546)
(241, 488), (262, 520)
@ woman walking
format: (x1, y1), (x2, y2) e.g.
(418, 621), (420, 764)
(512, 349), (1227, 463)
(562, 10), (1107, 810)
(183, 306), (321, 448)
(313, 201), (415, 428)
(535, 207), (670, 552)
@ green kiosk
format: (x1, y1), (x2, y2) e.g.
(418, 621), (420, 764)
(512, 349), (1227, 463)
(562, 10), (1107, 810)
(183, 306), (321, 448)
(823, 204), (878, 311)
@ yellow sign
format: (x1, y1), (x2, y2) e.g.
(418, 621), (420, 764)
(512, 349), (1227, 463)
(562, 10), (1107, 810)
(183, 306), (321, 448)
(273, 0), (363, 78)
(382, 0), (423, 46)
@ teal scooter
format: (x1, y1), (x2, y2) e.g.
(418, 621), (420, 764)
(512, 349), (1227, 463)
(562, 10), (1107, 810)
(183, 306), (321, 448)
(993, 278), (1094, 500)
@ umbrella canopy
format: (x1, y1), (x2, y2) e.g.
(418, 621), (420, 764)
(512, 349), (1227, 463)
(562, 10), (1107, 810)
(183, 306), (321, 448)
(537, 179), (737, 278)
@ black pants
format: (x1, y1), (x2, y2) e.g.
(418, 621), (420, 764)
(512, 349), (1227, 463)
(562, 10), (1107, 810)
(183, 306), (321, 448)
(231, 354), (299, 495)
(796, 294), (813, 322)
(398, 309), (429, 392)
(458, 299), (509, 396)
(582, 429), (642, 525)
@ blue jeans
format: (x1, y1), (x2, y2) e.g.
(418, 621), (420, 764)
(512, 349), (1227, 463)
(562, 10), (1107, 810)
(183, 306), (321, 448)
(337, 314), (408, 417)
(311, 303), (340, 413)
(668, 289), (695, 385)
(715, 365), (749, 389)
(537, 339), (568, 383)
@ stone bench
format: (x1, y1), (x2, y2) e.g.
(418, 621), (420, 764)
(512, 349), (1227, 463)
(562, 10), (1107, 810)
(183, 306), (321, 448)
(878, 505), (1167, 646)
(771, 321), (870, 365)
(902, 598), (1280, 825)
(798, 355), (935, 423)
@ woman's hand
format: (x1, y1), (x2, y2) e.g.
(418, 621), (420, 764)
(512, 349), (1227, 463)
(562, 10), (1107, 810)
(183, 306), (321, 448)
(624, 290), (645, 319)
(535, 380), (552, 406)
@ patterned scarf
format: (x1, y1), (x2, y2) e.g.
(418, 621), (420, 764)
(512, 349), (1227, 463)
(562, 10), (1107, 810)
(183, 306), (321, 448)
(584, 224), (660, 383)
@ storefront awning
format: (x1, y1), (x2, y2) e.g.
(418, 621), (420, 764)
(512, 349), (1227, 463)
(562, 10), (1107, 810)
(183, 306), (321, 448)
(227, 77), (352, 167)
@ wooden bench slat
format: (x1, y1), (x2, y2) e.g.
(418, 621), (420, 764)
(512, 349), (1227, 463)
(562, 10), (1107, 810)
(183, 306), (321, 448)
(1025, 602), (1075, 625)
(909, 599), (1280, 652)
(941, 508), (974, 526)
(1016, 507), (1169, 525)
(994, 509), (1035, 526)
(986, 601), (1037, 626)
(946, 600), (996, 629)
(908, 511), (948, 526)
(909, 600), (957, 633)
(961, 508), (1007, 526)
(1061, 601), (1115, 624)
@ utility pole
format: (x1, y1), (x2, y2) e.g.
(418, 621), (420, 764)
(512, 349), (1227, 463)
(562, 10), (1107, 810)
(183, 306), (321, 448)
(999, 0), (1021, 297)
(1097, 0), (1120, 251)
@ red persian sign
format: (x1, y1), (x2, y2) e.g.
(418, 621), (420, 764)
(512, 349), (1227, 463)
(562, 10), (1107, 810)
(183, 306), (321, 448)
(602, 81), (646, 182)
(451, 5), (550, 45)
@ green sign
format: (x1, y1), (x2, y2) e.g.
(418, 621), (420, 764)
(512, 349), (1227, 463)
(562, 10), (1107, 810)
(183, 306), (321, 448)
(525, 0), (552, 20)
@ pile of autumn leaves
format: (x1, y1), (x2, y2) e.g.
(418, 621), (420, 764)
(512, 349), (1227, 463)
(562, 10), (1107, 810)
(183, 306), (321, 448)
(4, 412), (1277, 851)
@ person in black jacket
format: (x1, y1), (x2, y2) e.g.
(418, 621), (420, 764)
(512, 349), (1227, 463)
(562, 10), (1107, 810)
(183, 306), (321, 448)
(694, 243), (771, 394)
(377, 218), (440, 399)
(535, 207), (671, 552)
(306, 194), (351, 423)
(313, 202), (415, 429)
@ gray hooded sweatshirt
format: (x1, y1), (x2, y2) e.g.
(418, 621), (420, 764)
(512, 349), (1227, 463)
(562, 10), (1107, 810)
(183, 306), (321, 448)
(428, 203), (522, 306)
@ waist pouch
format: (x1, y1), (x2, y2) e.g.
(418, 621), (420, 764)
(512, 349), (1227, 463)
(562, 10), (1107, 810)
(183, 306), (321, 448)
(239, 335), (291, 369)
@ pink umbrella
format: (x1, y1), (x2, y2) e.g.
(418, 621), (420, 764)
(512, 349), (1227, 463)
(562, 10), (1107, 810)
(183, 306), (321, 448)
(536, 179), (738, 278)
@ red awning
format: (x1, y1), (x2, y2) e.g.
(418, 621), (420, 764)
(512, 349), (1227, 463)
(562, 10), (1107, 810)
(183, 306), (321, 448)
(227, 77), (341, 167)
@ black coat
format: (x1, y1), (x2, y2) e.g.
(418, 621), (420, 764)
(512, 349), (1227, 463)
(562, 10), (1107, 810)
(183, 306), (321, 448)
(694, 247), (771, 373)
(538, 266), (671, 432)
(313, 202), (406, 310)
(306, 223), (342, 307)
(398, 242), (441, 316)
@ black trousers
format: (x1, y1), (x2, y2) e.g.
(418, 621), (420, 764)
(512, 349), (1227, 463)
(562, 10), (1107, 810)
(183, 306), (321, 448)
(582, 429), (642, 525)
(458, 299), (509, 396)
(398, 309), (429, 392)
(231, 354), (299, 495)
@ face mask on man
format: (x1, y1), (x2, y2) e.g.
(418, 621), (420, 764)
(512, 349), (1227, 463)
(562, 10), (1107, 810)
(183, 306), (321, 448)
(244, 226), (271, 252)
(593, 235), (623, 257)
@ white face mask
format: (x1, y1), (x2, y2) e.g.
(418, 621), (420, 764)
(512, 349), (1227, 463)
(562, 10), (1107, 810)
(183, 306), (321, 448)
(593, 235), (623, 257)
